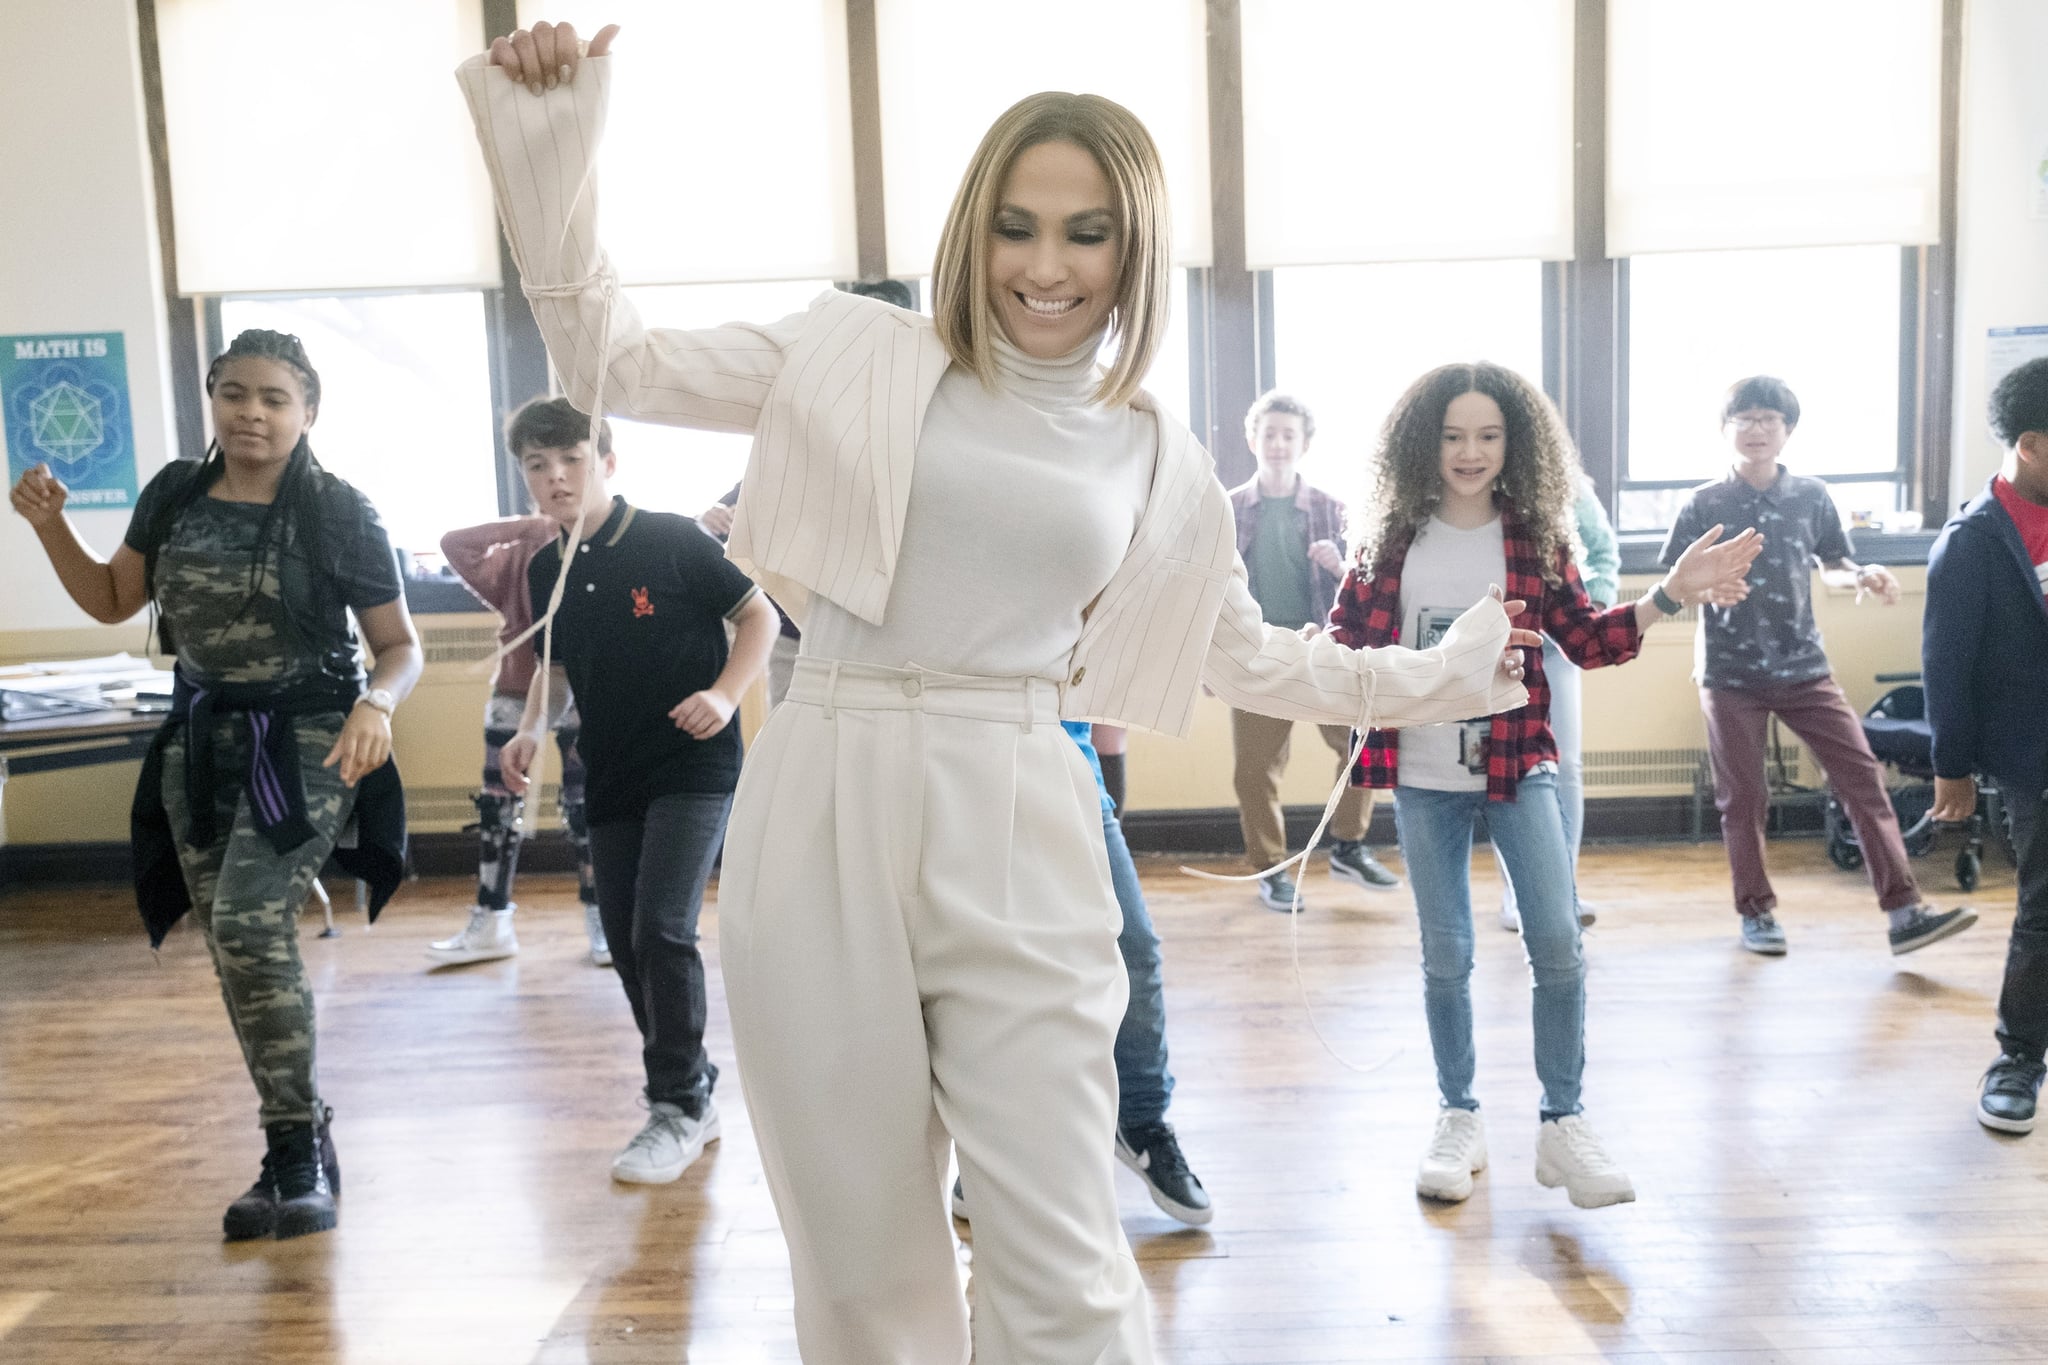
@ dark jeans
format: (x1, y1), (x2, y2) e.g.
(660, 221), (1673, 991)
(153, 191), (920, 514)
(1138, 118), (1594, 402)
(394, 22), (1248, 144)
(589, 791), (732, 1114)
(1102, 807), (1173, 1130)
(1998, 791), (2048, 1063)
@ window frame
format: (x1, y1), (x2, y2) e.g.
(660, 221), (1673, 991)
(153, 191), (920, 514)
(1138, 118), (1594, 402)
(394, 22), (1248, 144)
(142, 0), (1963, 566)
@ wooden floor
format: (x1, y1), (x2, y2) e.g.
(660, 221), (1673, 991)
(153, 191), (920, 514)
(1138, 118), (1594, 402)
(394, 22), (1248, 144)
(3, 837), (2045, 1364)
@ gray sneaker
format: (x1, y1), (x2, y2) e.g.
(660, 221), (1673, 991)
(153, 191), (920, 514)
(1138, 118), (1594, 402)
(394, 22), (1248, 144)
(1740, 912), (1788, 955)
(1889, 905), (1978, 956)
(611, 1098), (720, 1184)
(1329, 840), (1401, 891)
(1258, 872), (1305, 913)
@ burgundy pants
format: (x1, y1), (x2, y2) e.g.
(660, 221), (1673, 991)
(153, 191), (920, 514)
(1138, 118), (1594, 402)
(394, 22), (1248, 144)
(1701, 676), (1922, 919)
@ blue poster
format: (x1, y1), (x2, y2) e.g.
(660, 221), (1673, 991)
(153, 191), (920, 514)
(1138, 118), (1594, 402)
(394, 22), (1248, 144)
(1, 331), (139, 510)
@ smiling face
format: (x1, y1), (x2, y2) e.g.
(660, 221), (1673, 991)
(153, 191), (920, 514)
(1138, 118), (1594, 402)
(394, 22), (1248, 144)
(1439, 389), (1507, 505)
(209, 356), (314, 468)
(519, 439), (615, 531)
(985, 140), (1121, 360)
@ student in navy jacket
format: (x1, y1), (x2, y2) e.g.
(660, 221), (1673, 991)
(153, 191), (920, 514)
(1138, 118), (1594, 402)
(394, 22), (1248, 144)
(1925, 355), (2048, 1136)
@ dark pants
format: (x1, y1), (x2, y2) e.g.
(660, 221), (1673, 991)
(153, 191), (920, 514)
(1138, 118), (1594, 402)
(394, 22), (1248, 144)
(1702, 676), (1922, 917)
(1998, 791), (2048, 1063)
(588, 791), (732, 1113)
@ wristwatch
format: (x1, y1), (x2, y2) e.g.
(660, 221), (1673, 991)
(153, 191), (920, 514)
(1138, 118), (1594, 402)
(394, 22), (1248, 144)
(357, 687), (397, 717)
(1650, 582), (1684, 616)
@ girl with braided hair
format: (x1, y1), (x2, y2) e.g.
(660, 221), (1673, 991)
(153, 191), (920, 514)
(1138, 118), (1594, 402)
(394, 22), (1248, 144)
(1324, 361), (1759, 1210)
(10, 328), (423, 1240)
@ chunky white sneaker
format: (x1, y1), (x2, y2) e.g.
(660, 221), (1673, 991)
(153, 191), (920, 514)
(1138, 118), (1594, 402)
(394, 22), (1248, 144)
(583, 904), (612, 967)
(1535, 1114), (1636, 1208)
(611, 1099), (720, 1184)
(1416, 1108), (1487, 1202)
(425, 907), (518, 966)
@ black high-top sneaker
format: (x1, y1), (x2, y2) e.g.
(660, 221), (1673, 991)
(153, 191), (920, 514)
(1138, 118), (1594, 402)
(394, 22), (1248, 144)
(222, 1147), (279, 1241)
(270, 1120), (338, 1240)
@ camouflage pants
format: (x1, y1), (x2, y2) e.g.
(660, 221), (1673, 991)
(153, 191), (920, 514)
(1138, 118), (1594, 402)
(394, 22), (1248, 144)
(161, 712), (355, 1127)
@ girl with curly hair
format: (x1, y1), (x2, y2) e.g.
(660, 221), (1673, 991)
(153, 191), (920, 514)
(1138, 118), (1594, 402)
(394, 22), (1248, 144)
(1326, 362), (1759, 1210)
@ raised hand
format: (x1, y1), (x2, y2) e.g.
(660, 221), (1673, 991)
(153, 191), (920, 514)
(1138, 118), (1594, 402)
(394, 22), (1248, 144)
(9, 463), (69, 531)
(1665, 524), (1763, 607)
(489, 18), (619, 94)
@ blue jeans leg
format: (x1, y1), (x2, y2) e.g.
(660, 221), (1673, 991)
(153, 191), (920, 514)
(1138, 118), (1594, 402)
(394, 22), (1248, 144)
(1392, 785), (1484, 1111)
(1478, 769), (1587, 1118)
(1500, 636), (1583, 917)
(1104, 807), (1174, 1130)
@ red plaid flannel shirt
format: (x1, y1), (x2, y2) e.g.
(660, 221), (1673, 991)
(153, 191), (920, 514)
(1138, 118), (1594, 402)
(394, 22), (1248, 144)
(1327, 505), (1643, 801)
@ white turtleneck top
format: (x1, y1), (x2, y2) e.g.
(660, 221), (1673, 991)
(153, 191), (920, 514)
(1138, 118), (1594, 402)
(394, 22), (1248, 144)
(803, 334), (1156, 679)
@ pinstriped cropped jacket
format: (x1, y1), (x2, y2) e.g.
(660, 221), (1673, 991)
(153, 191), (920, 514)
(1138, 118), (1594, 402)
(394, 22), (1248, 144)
(457, 54), (1525, 740)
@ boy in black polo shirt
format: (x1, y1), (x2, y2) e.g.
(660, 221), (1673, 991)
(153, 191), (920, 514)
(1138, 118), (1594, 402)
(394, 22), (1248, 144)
(1663, 376), (1975, 959)
(500, 398), (780, 1184)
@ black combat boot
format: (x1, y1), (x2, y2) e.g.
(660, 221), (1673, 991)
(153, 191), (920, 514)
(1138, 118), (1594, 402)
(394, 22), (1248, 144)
(222, 1148), (279, 1241)
(271, 1115), (338, 1240)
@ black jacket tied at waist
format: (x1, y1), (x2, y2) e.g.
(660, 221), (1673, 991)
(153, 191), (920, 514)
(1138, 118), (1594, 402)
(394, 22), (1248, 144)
(131, 671), (408, 948)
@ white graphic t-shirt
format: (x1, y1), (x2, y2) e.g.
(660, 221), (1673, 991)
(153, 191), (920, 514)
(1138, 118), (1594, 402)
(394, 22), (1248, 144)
(1397, 515), (1508, 792)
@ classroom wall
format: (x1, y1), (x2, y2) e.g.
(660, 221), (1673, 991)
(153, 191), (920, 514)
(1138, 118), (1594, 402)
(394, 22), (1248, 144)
(0, 1), (179, 634)
(1950, 0), (2048, 503)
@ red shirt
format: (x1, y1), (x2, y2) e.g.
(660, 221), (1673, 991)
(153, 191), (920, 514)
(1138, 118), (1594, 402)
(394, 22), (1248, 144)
(1992, 475), (2048, 600)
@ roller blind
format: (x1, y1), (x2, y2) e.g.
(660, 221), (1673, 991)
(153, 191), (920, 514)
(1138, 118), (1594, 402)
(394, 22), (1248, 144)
(874, 0), (1212, 277)
(1240, 0), (1575, 267)
(159, 0), (500, 294)
(1607, 0), (1942, 256)
(518, 1), (858, 284)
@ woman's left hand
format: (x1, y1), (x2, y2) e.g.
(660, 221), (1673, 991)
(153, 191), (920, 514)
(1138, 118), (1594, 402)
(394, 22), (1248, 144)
(324, 704), (393, 787)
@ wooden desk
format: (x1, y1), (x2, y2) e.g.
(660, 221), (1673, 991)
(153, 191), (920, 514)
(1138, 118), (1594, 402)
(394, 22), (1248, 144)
(0, 708), (162, 778)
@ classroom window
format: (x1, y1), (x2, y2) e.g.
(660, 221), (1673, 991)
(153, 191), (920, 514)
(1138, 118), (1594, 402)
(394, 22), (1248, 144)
(217, 291), (500, 562)
(1269, 260), (1546, 511)
(1622, 245), (1904, 531)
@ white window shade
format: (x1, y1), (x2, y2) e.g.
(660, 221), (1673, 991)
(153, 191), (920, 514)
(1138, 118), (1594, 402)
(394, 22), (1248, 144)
(1608, 0), (1941, 256)
(1240, 1), (1574, 268)
(875, 0), (1211, 277)
(159, 0), (500, 295)
(519, 1), (857, 285)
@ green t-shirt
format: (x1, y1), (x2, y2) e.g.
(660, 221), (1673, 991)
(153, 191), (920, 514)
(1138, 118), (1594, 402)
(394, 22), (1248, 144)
(1248, 494), (1317, 628)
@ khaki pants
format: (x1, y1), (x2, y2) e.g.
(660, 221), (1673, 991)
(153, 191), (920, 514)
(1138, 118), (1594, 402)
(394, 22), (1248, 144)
(1231, 708), (1372, 871)
(720, 658), (1154, 1365)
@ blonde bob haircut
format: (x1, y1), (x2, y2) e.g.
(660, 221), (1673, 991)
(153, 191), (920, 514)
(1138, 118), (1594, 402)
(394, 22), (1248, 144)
(931, 91), (1173, 410)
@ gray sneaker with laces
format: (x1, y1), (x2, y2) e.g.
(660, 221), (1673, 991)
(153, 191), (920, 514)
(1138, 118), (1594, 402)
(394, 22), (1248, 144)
(1740, 912), (1788, 955)
(612, 1098), (720, 1184)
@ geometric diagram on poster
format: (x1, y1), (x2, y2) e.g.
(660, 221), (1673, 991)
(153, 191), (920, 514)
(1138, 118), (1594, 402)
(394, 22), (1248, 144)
(27, 381), (105, 465)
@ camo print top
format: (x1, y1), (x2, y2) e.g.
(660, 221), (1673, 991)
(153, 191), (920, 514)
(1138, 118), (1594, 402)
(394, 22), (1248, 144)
(124, 461), (403, 687)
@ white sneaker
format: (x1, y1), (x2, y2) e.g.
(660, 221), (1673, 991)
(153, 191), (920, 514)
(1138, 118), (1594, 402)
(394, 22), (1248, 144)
(425, 907), (518, 966)
(1498, 894), (1521, 932)
(611, 1098), (721, 1184)
(1416, 1108), (1487, 1202)
(583, 904), (612, 967)
(1535, 1114), (1636, 1209)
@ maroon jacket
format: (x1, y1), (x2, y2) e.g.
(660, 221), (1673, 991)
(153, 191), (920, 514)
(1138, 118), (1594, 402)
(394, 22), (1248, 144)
(1327, 503), (1642, 801)
(1227, 475), (1349, 626)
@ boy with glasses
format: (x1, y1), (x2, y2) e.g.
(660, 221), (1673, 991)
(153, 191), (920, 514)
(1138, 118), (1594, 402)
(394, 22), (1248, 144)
(1663, 376), (1975, 957)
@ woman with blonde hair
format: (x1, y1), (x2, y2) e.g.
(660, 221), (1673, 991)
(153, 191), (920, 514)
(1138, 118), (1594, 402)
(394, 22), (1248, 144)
(464, 23), (1538, 1362)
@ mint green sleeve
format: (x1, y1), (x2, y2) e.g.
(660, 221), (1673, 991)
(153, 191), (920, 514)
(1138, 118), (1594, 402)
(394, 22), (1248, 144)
(1573, 481), (1621, 608)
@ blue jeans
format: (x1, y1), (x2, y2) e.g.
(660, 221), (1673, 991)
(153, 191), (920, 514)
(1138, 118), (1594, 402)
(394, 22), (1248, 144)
(1103, 808), (1174, 1130)
(1498, 635), (1582, 917)
(1394, 769), (1586, 1119)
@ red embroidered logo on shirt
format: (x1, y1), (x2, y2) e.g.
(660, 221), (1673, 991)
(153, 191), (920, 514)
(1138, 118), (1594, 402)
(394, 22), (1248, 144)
(630, 587), (654, 618)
